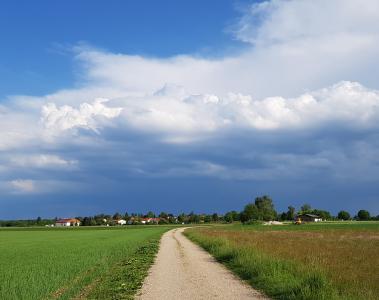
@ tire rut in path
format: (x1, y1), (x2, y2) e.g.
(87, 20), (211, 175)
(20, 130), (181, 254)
(136, 228), (268, 300)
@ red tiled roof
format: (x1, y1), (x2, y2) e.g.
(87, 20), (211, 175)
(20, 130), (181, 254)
(56, 218), (80, 223)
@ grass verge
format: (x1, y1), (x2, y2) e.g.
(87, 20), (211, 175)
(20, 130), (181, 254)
(80, 238), (160, 299)
(185, 228), (338, 300)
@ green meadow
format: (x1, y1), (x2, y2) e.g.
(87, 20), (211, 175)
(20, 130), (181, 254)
(0, 226), (171, 300)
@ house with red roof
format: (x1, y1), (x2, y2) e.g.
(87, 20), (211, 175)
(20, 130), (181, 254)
(141, 217), (161, 224)
(55, 218), (81, 227)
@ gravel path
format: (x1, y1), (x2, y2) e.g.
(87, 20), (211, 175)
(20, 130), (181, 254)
(136, 228), (267, 300)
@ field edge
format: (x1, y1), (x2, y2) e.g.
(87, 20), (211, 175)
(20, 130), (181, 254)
(184, 227), (339, 300)
(73, 235), (163, 300)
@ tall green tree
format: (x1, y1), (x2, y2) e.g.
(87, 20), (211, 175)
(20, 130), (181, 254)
(159, 212), (168, 219)
(146, 211), (155, 218)
(311, 209), (332, 220)
(337, 210), (350, 220)
(357, 210), (370, 220)
(286, 206), (295, 220)
(301, 204), (312, 213)
(211, 213), (219, 222)
(204, 215), (212, 223)
(241, 195), (277, 222)
(177, 213), (186, 223)
(113, 212), (122, 220)
(255, 195), (277, 221)
(224, 212), (234, 223)
(240, 202), (259, 222)
(279, 212), (287, 221)
(231, 210), (240, 221)
(224, 211), (240, 223)
(189, 213), (200, 223)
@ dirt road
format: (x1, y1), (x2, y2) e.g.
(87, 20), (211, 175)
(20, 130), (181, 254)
(136, 228), (267, 300)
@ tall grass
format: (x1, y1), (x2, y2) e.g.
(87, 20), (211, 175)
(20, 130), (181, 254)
(185, 223), (379, 300)
(185, 230), (336, 299)
(0, 227), (169, 299)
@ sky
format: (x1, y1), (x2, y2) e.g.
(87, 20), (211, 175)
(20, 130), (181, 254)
(1, 0), (379, 219)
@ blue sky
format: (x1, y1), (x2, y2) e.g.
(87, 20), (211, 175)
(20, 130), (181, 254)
(0, 0), (245, 98)
(1, 0), (379, 219)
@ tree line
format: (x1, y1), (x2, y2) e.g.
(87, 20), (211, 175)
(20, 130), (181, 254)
(0, 195), (378, 227)
(79, 211), (242, 226)
(239, 196), (378, 223)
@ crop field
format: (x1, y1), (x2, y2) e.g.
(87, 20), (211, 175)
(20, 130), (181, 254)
(185, 222), (379, 300)
(0, 226), (171, 300)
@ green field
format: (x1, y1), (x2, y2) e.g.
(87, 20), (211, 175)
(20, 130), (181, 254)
(185, 222), (379, 300)
(0, 226), (171, 300)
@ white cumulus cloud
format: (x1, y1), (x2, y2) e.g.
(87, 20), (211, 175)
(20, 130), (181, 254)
(38, 81), (379, 138)
(41, 98), (122, 133)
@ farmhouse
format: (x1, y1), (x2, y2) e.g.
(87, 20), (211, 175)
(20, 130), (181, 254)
(141, 217), (161, 224)
(55, 218), (81, 227)
(115, 219), (127, 225)
(297, 214), (322, 222)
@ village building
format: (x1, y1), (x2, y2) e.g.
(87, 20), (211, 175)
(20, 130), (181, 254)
(55, 218), (81, 227)
(115, 219), (127, 225)
(297, 214), (322, 222)
(127, 217), (162, 224)
(141, 217), (161, 224)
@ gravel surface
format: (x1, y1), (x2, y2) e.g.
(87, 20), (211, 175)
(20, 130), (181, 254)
(136, 228), (267, 300)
